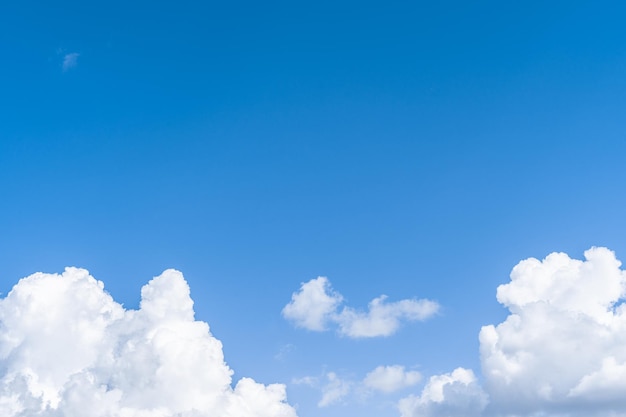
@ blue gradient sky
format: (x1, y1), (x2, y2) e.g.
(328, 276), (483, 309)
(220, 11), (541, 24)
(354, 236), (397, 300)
(2, 1), (626, 416)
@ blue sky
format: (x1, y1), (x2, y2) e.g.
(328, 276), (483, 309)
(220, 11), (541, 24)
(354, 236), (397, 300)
(2, 1), (626, 416)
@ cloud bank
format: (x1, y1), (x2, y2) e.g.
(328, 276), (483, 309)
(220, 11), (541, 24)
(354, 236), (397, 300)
(0, 268), (296, 417)
(399, 247), (626, 417)
(282, 277), (439, 338)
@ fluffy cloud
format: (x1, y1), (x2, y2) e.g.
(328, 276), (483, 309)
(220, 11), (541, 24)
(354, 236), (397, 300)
(0, 267), (296, 417)
(282, 277), (439, 338)
(480, 247), (626, 416)
(363, 365), (422, 393)
(281, 277), (342, 331)
(398, 368), (487, 417)
(399, 246), (626, 417)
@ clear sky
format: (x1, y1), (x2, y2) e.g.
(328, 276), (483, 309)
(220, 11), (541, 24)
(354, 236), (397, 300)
(2, 1), (626, 417)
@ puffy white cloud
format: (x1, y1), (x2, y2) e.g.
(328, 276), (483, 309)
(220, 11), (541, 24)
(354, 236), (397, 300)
(568, 356), (626, 402)
(281, 277), (342, 331)
(0, 267), (296, 417)
(397, 368), (487, 417)
(495, 247), (625, 321)
(399, 246), (626, 417)
(479, 247), (626, 416)
(363, 365), (421, 393)
(282, 277), (439, 338)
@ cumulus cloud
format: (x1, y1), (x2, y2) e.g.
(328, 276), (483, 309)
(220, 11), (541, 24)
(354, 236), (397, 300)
(282, 277), (439, 338)
(399, 246), (626, 417)
(398, 368), (487, 417)
(363, 365), (422, 393)
(0, 267), (296, 417)
(480, 247), (626, 416)
(62, 52), (79, 72)
(281, 277), (342, 331)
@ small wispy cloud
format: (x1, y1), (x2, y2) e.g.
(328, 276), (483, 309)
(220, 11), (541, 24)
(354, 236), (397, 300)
(398, 368), (486, 417)
(282, 277), (439, 338)
(363, 365), (422, 393)
(318, 372), (352, 407)
(62, 52), (80, 72)
(294, 365), (421, 408)
(274, 343), (295, 361)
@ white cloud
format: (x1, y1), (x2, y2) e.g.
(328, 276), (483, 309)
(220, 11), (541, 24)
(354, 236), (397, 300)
(290, 372), (351, 407)
(282, 277), (439, 338)
(0, 267), (296, 417)
(282, 277), (342, 331)
(318, 372), (351, 407)
(291, 376), (318, 386)
(568, 356), (626, 402)
(336, 296), (439, 338)
(363, 365), (422, 393)
(294, 365), (420, 408)
(274, 343), (295, 361)
(62, 52), (79, 72)
(399, 246), (626, 417)
(479, 247), (626, 416)
(398, 368), (487, 417)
